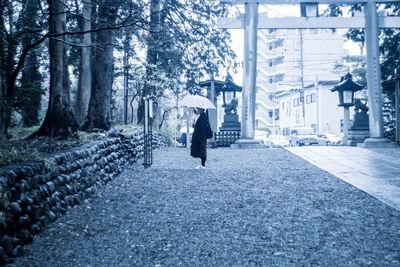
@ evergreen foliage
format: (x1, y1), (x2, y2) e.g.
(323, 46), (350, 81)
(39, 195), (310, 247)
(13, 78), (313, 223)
(0, 0), (237, 141)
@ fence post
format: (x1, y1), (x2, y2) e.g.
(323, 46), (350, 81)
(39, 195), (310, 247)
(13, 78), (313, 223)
(143, 96), (153, 168)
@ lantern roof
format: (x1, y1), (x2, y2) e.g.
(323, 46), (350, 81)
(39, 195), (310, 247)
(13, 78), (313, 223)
(331, 73), (363, 93)
(199, 74), (242, 94)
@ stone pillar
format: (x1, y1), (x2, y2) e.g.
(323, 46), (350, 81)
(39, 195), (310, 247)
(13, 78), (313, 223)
(232, 1), (265, 149)
(362, 1), (394, 147)
(342, 107), (350, 145)
(364, 0), (383, 138)
(186, 110), (191, 149)
(241, 1), (258, 139)
(209, 78), (217, 133)
(208, 78), (217, 147)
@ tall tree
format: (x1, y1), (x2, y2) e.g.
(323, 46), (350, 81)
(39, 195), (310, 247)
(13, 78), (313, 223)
(137, 0), (161, 124)
(30, 0), (78, 138)
(325, 3), (400, 80)
(81, 0), (122, 131)
(0, 0), (18, 141)
(0, 1), (9, 141)
(17, 0), (43, 127)
(0, 0), (47, 141)
(74, 1), (92, 124)
(136, 0), (236, 124)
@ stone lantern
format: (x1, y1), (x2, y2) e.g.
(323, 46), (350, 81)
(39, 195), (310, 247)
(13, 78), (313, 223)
(331, 73), (363, 145)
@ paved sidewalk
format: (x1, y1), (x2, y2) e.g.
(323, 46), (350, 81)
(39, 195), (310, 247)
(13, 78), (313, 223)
(286, 146), (400, 211)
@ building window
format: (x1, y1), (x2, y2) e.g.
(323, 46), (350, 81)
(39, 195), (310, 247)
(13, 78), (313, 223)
(311, 29), (319, 35)
(306, 93), (317, 104)
(275, 39), (284, 48)
(293, 98), (300, 107)
(269, 94), (274, 101)
(269, 61), (273, 67)
(295, 40), (301, 50)
(311, 93), (317, 102)
(306, 94), (311, 104)
(282, 102), (285, 110)
(283, 127), (290, 135)
(276, 56), (284, 65)
(276, 74), (284, 82)
(295, 111), (300, 125)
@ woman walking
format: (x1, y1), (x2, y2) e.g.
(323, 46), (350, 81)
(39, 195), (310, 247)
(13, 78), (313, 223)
(191, 107), (209, 169)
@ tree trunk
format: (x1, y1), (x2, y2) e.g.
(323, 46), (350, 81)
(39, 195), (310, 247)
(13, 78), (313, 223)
(75, 2), (92, 124)
(137, 0), (161, 125)
(30, 0), (78, 138)
(0, 4), (7, 142)
(20, 52), (42, 127)
(122, 32), (131, 125)
(0, 1), (15, 141)
(20, 0), (42, 127)
(81, 0), (120, 131)
(0, 74), (7, 142)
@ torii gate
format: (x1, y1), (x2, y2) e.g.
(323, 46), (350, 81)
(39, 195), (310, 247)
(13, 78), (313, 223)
(219, 0), (400, 147)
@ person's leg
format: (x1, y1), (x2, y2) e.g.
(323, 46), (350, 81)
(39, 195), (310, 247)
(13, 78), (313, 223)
(201, 157), (206, 167)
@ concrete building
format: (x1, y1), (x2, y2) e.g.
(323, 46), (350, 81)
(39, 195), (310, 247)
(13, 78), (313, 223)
(255, 28), (346, 134)
(277, 81), (345, 136)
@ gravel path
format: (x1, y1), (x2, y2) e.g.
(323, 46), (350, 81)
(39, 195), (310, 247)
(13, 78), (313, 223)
(10, 147), (400, 266)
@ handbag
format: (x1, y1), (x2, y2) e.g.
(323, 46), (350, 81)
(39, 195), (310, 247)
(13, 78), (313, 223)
(206, 123), (213, 139)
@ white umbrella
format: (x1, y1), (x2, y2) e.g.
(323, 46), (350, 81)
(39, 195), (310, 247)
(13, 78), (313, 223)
(180, 127), (194, 134)
(181, 94), (216, 109)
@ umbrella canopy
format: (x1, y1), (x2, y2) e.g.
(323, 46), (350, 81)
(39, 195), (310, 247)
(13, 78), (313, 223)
(179, 127), (194, 134)
(181, 94), (216, 109)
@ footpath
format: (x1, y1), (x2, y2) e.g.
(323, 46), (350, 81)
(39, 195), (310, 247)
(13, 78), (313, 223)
(10, 147), (400, 266)
(286, 146), (400, 212)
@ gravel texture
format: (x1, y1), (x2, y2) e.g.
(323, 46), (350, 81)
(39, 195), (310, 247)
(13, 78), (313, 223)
(10, 147), (400, 266)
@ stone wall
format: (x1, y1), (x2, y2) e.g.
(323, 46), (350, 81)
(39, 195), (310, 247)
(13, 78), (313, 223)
(0, 131), (168, 264)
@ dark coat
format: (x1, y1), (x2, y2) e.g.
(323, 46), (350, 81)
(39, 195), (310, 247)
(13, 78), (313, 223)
(190, 112), (208, 158)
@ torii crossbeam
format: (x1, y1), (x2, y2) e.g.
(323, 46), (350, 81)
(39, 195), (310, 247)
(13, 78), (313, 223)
(220, 0), (400, 147)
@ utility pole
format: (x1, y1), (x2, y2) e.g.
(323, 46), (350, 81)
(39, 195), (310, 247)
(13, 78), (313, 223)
(299, 29), (306, 126)
(316, 75), (320, 133)
(299, 3), (311, 127)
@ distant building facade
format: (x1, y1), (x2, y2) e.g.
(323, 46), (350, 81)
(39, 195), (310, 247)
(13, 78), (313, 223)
(254, 28), (346, 134)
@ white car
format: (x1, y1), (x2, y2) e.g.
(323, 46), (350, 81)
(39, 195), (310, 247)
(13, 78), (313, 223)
(265, 134), (289, 148)
(254, 130), (269, 145)
(289, 127), (319, 146)
(316, 132), (342, 146)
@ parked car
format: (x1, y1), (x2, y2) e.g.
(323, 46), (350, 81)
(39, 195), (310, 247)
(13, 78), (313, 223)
(254, 130), (269, 145)
(265, 134), (289, 148)
(316, 132), (342, 146)
(289, 127), (318, 146)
